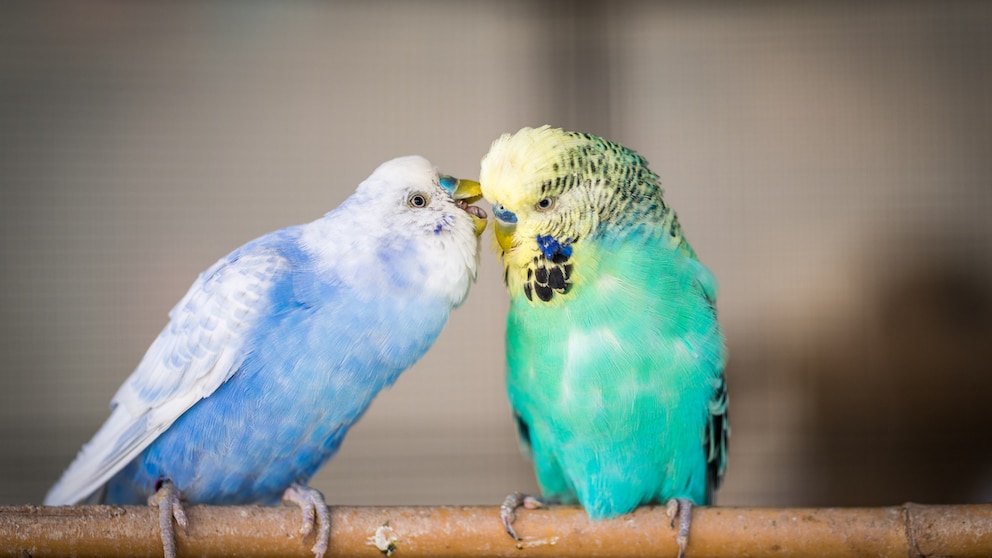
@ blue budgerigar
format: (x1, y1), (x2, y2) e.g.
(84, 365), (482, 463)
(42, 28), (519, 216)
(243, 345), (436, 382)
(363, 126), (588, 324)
(44, 156), (487, 558)
(479, 126), (728, 557)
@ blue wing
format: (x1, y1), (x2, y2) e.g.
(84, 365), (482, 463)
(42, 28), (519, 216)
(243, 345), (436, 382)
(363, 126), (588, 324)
(45, 242), (291, 505)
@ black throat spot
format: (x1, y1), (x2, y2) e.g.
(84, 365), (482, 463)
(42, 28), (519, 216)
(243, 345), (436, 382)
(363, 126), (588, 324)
(524, 254), (573, 302)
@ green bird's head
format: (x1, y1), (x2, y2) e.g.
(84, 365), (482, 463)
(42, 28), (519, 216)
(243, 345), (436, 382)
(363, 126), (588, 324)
(479, 125), (692, 304)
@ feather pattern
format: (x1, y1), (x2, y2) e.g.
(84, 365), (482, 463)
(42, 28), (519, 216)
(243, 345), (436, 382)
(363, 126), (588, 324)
(481, 126), (727, 519)
(46, 155), (484, 507)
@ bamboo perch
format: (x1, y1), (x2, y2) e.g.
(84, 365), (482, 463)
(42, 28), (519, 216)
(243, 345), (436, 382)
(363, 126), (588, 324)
(1, 504), (990, 558)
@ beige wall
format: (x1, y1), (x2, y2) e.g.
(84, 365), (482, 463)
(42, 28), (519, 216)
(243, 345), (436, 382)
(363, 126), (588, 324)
(2, 1), (990, 507)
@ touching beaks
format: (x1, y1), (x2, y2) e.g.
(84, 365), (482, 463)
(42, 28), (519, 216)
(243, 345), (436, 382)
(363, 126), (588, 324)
(441, 176), (488, 236)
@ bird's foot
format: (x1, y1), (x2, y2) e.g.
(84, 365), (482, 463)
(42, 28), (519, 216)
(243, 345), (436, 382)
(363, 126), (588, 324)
(665, 498), (693, 558)
(147, 480), (188, 558)
(282, 482), (330, 558)
(500, 492), (545, 541)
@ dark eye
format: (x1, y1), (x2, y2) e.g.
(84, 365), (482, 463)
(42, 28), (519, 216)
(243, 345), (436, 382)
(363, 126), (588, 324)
(408, 193), (430, 208)
(536, 197), (555, 211)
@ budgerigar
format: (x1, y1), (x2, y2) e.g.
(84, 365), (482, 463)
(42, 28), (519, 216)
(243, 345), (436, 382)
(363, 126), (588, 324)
(480, 126), (727, 557)
(45, 156), (487, 558)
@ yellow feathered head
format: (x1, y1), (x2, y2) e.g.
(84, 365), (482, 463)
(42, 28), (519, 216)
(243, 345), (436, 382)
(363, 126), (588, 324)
(480, 125), (684, 302)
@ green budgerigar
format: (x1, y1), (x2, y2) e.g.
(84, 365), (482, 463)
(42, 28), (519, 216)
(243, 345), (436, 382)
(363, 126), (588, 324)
(480, 126), (728, 557)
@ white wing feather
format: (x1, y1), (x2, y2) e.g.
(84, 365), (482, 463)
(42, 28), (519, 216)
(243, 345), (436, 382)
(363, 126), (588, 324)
(44, 249), (290, 505)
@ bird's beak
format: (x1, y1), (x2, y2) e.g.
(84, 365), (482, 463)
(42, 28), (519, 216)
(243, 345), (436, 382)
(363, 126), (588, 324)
(443, 176), (488, 236)
(495, 220), (516, 252)
(492, 204), (518, 252)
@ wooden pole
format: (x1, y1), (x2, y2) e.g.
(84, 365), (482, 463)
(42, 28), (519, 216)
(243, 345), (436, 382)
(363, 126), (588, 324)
(1, 504), (990, 557)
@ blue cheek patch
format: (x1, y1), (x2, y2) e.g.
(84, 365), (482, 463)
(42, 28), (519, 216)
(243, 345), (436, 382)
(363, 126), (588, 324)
(536, 234), (572, 261)
(433, 215), (455, 235)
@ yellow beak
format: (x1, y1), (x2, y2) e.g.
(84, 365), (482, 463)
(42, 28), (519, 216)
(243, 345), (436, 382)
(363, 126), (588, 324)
(450, 179), (488, 237)
(494, 220), (516, 252)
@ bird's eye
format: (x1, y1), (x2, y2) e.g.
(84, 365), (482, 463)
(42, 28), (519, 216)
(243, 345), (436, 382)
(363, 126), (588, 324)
(536, 197), (555, 211)
(408, 193), (430, 208)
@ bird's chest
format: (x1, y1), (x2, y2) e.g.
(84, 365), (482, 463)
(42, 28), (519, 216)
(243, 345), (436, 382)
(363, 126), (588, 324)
(239, 293), (444, 423)
(505, 270), (705, 440)
(142, 292), (447, 503)
(508, 300), (637, 422)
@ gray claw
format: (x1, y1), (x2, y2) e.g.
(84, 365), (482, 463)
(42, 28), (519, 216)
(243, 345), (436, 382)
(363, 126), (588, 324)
(665, 498), (693, 558)
(500, 492), (545, 541)
(148, 480), (186, 558)
(282, 483), (330, 558)
(500, 492), (525, 540)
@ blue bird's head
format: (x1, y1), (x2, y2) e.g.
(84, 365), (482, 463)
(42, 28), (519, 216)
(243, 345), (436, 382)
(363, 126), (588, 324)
(316, 155), (488, 308)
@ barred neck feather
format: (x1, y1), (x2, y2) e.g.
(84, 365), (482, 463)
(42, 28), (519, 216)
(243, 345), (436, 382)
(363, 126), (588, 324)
(481, 126), (697, 303)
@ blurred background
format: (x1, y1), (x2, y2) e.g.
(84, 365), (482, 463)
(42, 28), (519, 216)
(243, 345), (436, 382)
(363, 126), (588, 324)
(2, 1), (991, 507)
